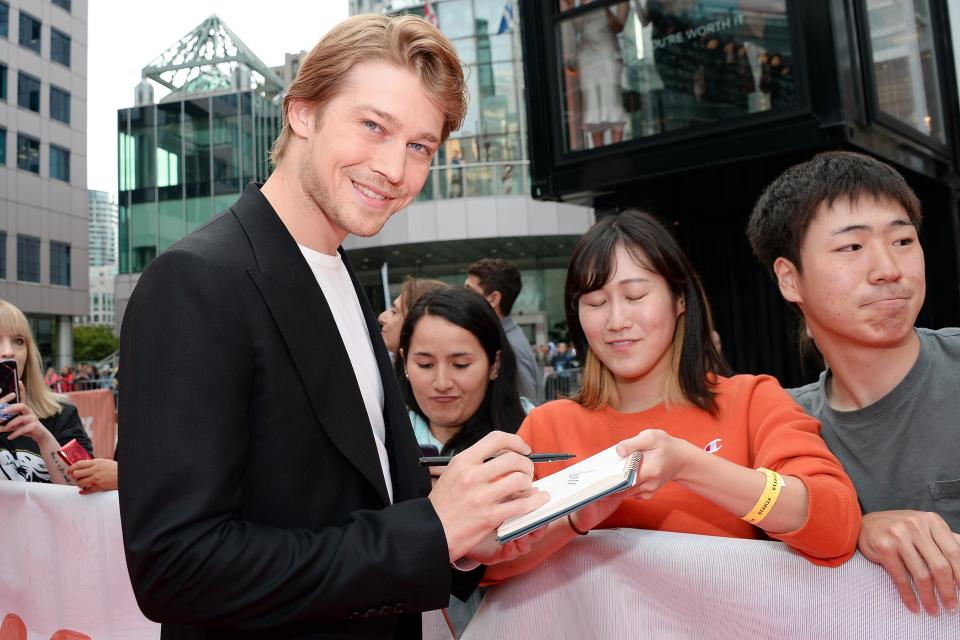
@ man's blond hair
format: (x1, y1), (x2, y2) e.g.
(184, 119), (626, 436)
(270, 13), (467, 167)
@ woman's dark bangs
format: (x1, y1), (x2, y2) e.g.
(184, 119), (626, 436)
(572, 227), (619, 296)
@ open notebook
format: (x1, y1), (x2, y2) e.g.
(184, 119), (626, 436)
(497, 445), (642, 543)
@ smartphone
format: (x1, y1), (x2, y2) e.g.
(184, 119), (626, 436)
(419, 444), (440, 457)
(0, 359), (20, 424)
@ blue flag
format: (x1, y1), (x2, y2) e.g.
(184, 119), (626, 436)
(497, 0), (514, 34)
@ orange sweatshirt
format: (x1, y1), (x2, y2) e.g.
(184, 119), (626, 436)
(513, 374), (861, 568)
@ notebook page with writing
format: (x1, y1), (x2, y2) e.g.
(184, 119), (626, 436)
(497, 445), (641, 543)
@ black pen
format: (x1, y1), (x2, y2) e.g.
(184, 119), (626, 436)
(419, 453), (576, 467)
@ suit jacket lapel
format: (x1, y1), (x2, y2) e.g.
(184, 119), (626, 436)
(340, 251), (430, 502)
(230, 184), (391, 506)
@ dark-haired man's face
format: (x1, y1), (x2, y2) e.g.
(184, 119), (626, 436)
(465, 274), (501, 315)
(293, 61), (444, 240)
(774, 197), (925, 351)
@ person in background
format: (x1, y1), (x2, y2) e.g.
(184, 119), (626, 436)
(466, 258), (541, 403)
(0, 299), (91, 484)
(378, 277), (448, 357)
(44, 367), (61, 391)
(58, 366), (74, 392)
(486, 210), (861, 582)
(397, 287), (529, 459)
(550, 341), (576, 372)
(748, 150), (960, 616)
(395, 286), (530, 635)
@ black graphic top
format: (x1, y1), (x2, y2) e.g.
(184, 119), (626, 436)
(0, 403), (92, 482)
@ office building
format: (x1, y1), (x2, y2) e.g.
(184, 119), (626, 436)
(113, 15), (283, 328)
(0, 0), (88, 366)
(76, 189), (116, 326)
(87, 188), (116, 267)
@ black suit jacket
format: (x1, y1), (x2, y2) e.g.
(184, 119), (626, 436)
(119, 184), (473, 639)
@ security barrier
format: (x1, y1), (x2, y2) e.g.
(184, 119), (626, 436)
(460, 528), (960, 639)
(0, 482), (158, 639)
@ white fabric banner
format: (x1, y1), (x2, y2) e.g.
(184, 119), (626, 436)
(461, 529), (960, 640)
(6, 485), (956, 639)
(0, 482), (159, 640)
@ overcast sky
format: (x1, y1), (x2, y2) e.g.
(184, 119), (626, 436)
(86, 1), (350, 195)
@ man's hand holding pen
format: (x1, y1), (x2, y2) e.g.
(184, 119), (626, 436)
(428, 431), (551, 565)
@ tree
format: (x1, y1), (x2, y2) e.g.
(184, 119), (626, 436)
(73, 325), (119, 363)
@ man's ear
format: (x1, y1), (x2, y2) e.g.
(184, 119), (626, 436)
(773, 257), (804, 304)
(287, 99), (316, 138)
(487, 290), (502, 313)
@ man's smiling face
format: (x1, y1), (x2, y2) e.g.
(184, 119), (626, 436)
(295, 60), (445, 239)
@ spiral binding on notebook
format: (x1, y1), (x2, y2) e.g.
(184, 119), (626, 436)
(627, 451), (642, 473)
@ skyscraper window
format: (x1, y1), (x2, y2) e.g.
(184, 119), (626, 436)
(0, 2), (9, 39)
(18, 12), (41, 54)
(51, 28), (71, 67)
(50, 85), (70, 124)
(50, 145), (70, 182)
(17, 72), (41, 112)
(16, 134), (39, 173)
(16, 235), (40, 282)
(50, 241), (71, 286)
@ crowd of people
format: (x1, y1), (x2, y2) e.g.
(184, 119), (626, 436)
(2, 12), (957, 640)
(43, 362), (117, 393)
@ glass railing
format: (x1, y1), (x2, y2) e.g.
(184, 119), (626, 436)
(416, 160), (529, 201)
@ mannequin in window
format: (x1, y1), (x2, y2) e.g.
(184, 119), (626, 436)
(566, 0), (630, 148)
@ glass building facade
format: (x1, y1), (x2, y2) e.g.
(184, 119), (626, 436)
(117, 91), (280, 274)
(354, 0), (529, 202)
(345, 1), (596, 354)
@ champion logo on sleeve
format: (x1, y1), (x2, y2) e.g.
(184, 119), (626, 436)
(704, 438), (723, 454)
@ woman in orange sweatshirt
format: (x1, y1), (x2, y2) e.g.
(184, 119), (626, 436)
(486, 210), (861, 582)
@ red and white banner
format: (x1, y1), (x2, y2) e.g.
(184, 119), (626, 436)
(65, 389), (116, 460)
(0, 482), (158, 639)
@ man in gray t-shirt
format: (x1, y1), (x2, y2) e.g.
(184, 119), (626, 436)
(748, 151), (960, 617)
(790, 328), (960, 531)
(465, 258), (541, 403)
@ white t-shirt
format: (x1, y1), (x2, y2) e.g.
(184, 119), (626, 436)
(299, 245), (393, 503)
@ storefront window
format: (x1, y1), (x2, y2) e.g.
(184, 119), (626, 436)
(865, 0), (944, 143)
(558, 0), (796, 151)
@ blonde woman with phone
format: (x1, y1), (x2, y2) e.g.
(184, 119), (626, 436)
(0, 299), (91, 484)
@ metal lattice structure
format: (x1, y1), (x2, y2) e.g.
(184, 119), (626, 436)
(141, 14), (285, 101)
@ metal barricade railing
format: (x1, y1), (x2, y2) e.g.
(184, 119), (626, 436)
(543, 368), (583, 401)
(49, 377), (117, 393)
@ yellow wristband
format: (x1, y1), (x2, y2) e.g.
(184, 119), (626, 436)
(741, 467), (783, 525)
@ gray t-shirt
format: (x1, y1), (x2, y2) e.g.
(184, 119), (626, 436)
(501, 315), (540, 404)
(790, 328), (960, 531)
